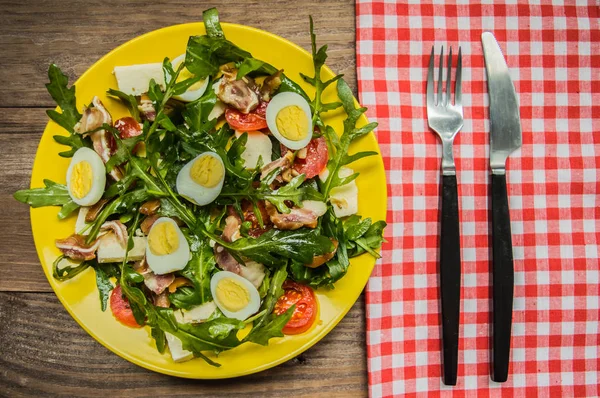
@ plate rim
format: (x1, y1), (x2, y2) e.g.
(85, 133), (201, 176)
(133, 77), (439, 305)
(30, 21), (388, 379)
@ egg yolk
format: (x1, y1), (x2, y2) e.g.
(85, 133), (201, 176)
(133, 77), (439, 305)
(276, 105), (309, 141)
(70, 161), (93, 199)
(190, 155), (224, 188)
(148, 221), (180, 256)
(215, 278), (250, 313)
(175, 61), (205, 91)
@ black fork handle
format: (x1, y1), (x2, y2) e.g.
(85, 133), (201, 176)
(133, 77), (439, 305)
(491, 173), (514, 382)
(440, 174), (461, 386)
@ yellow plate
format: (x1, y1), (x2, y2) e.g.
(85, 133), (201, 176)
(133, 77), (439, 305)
(30, 22), (387, 379)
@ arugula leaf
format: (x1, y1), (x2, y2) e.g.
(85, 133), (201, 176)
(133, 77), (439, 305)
(52, 133), (87, 158)
(45, 64), (81, 133)
(262, 174), (306, 213)
(320, 79), (378, 199)
(14, 179), (79, 219)
(346, 219), (387, 258)
(299, 16), (343, 128)
(227, 228), (334, 267)
(182, 88), (218, 132)
(203, 8), (225, 39)
(237, 58), (265, 79)
(244, 264), (292, 345)
(93, 264), (117, 312)
(52, 255), (91, 282)
(169, 234), (215, 309)
(185, 35), (252, 78)
(107, 88), (141, 122)
(85, 189), (150, 243)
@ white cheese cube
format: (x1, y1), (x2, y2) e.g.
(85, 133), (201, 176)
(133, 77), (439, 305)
(176, 301), (217, 324)
(75, 207), (91, 236)
(165, 332), (194, 362)
(97, 234), (146, 263)
(113, 63), (166, 96)
(235, 130), (273, 169)
(319, 167), (359, 218)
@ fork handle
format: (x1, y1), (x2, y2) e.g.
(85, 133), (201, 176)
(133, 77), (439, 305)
(440, 174), (461, 386)
(491, 173), (514, 382)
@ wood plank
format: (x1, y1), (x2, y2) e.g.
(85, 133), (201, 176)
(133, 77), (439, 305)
(0, 292), (367, 397)
(0, 0), (357, 108)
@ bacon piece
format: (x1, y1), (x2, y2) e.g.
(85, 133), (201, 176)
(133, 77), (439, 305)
(133, 259), (176, 295)
(139, 199), (161, 216)
(215, 66), (259, 114)
(85, 198), (109, 222)
(74, 96), (123, 181)
(261, 151), (294, 181)
(140, 214), (160, 235)
(100, 220), (128, 248)
(55, 234), (100, 261)
(214, 244), (242, 274)
(265, 201), (322, 230)
(138, 94), (156, 121)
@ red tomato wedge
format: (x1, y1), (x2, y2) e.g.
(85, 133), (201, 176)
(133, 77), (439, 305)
(225, 101), (268, 131)
(114, 116), (142, 138)
(273, 280), (318, 335)
(292, 136), (329, 179)
(110, 285), (143, 328)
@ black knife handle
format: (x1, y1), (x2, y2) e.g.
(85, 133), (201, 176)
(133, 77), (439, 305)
(440, 174), (461, 386)
(491, 173), (514, 382)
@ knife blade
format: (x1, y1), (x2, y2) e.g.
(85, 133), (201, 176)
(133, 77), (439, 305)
(481, 31), (522, 383)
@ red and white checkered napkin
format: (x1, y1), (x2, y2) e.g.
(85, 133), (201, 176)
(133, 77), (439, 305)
(356, 1), (599, 396)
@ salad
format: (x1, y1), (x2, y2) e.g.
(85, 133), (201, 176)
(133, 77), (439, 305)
(15, 8), (386, 366)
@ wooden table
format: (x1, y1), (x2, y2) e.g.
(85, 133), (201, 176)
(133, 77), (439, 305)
(0, 1), (368, 396)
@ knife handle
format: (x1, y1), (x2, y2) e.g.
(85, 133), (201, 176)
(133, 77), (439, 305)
(440, 174), (461, 386)
(491, 173), (514, 382)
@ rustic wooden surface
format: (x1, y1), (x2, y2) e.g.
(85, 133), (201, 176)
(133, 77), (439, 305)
(0, 1), (368, 396)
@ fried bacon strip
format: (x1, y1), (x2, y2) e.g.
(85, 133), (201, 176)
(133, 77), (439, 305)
(55, 234), (100, 261)
(133, 259), (176, 295)
(74, 96), (123, 180)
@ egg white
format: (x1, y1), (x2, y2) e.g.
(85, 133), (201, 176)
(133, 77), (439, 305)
(210, 271), (261, 321)
(145, 217), (190, 275)
(266, 92), (313, 150)
(170, 54), (209, 102)
(66, 147), (106, 206)
(176, 152), (225, 206)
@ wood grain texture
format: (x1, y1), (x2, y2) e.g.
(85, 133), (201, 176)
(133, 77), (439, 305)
(0, 292), (367, 397)
(0, 0), (358, 108)
(0, 0), (368, 395)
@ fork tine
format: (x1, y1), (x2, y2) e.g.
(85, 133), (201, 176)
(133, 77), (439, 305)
(445, 47), (452, 106)
(455, 47), (462, 108)
(437, 46), (444, 106)
(427, 46), (435, 107)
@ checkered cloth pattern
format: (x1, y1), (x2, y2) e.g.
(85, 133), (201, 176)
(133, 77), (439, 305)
(356, 1), (600, 396)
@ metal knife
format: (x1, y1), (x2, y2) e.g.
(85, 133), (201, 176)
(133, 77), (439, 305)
(481, 31), (522, 383)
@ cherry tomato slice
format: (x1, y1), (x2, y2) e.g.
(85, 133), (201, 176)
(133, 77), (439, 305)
(114, 116), (142, 139)
(110, 284), (143, 328)
(293, 136), (329, 179)
(273, 280), (318, 335)
(225, 103), (268, 131)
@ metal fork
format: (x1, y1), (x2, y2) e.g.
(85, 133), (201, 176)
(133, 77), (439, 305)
(426, 46), (463, 386)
